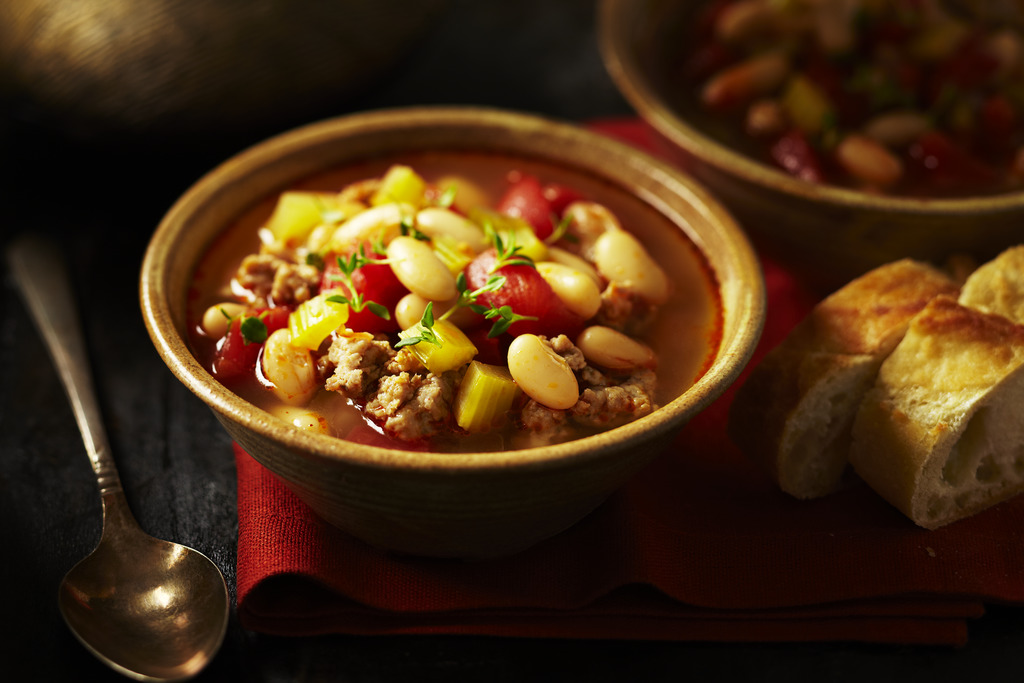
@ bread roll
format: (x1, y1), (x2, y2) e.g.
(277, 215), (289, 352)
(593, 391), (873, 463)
(850, 296), (1024, 529)
(958, 245), (1024, 324)
(727, 259), (958, 499)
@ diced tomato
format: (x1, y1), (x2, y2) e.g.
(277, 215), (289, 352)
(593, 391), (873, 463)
(464, 249), (585, 338)
(465, 327), (507, 366)
(321, 257), (406, 333)
(211, 306), (290, 381)
(541, 183), (583, 216)
(907, 130), (998, 191)
(496, 174), (555, 240)
(770, 129), (825, 183)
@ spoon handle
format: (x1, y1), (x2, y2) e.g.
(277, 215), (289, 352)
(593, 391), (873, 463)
(6, 235), (122, 496)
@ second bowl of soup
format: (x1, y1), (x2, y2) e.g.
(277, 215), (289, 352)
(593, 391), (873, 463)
(140, 107), (764, 558)
(600, 0), (1024, 288)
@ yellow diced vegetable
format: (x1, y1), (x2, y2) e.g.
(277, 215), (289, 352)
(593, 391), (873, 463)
(781, 74), (834, 137)
(265, 192), (340, 247)
(469, 208), (548, 263)
(372, 165), (427, 207)
(454, 361), (521, 432)
(909, 21), (968, 62)
(288, 290), (349, 350)
(398, 318), (477, 374)
(433, 174), (491, 213)
(432, 234), (475, 275)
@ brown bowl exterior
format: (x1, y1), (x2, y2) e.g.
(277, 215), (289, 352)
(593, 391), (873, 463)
(140, 107), (765, 559)
(599, 0), (1024, 289)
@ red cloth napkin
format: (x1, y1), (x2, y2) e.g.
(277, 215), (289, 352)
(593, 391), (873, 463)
(234, 119), (1024, 646)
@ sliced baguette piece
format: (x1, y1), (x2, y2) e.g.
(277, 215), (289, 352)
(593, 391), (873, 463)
(850, 295), (1024, 529)
(727, 259), (959, 499)
(958, 245), (1024, 324)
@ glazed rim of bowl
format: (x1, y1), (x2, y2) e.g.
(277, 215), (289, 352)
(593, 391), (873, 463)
(140, 106), (765, 474)
(598, 0), (1024, 216)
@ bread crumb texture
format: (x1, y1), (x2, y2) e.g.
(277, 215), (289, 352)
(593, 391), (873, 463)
(850, 295), (1024, 529)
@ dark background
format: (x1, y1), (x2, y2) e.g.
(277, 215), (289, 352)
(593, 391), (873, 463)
(2, 1), (1022, 680)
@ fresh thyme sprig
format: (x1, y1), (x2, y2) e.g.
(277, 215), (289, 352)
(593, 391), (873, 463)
(324, 247), (392, 320)
(545, 214), (575, 245)
(395, 271), (537, 350)
(394, 302), (441, 349)
(483, 221), (535, 271)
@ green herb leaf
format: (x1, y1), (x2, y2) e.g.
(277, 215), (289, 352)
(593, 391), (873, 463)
(305, 252), (325, 270)
(482, 304), (537, 338)
(239, 315), (268, 345)
(545, 214), (573, 244)
(399, 213), (429, 241)
(365, 301), (391, 320)
(395, 303), (441, 349)
(486, 224), (535, 273)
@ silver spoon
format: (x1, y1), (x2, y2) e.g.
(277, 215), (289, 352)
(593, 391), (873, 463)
(7, 235), (229, 681)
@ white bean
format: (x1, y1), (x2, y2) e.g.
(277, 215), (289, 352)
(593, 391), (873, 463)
(415, 207), (488, 253)
(268, 405), (329, 434)
(507, 334), (579, 410)
(812, 0), (858, 55)
(433, 174), (491, 213)
(261, 328), (317, 406)
(386, 235), (458, 302)
(593, 230), (669, 305)
(563, 201), (623, 261)
(715, 0), (774, 45)
(546, 246), (602, 286)
(835, 134), (904, 189)
(861, 110), (931, 148)
(986, 29), (1024, 81)
(328, 202), (412, 252)
(701, 52), (790, 110)
(576, 326), (656, 371)
(201, 302), (245, 339)
(564, 201), (622, 237)
(536, 262), (602, 319)
(745, 98), (788, 138)
(394, 292), (475, 330)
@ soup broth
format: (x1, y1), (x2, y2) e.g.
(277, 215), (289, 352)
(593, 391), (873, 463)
(188, 151), (721, 452)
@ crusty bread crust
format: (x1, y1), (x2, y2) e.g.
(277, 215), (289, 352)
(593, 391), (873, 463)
(959, 245), (1024, 325)
(850, 295), (1024, 529)
(728, 259), (959, 499)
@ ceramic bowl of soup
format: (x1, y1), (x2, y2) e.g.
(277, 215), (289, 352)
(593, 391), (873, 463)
(140, 106), (764, 559)
(599, 0), (1024, 288)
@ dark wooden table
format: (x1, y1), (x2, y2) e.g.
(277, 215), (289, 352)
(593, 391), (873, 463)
(3, 2), (1022, 680)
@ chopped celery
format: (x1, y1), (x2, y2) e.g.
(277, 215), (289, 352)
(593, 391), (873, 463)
(371, 165), (427, 207)
(288, 290), (349, 350)
(781, 74), (834, 137)
(432, 233), (475, 274)
(454, 361), (520, 432)
(264, 192), (340, 247)
(398, 318), (477, 374)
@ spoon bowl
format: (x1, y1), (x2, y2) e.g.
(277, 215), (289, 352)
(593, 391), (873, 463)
(7, 235), (229, 681)
(58, 491), (229, 681)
